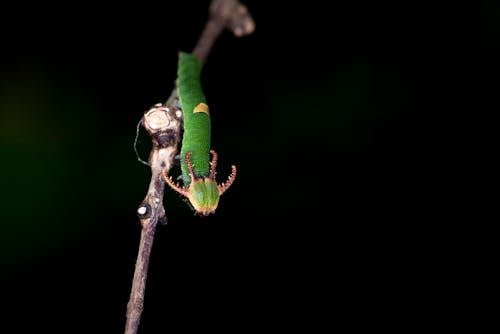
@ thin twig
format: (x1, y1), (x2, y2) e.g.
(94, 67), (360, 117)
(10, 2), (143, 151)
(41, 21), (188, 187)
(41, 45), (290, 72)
(124, 1), (255, 334)
(193, 0), (255, 65)
(125, 104), (180, 334)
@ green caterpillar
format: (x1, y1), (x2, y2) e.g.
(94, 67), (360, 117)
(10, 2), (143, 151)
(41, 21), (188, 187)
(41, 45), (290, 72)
(162, 52), (236, 216)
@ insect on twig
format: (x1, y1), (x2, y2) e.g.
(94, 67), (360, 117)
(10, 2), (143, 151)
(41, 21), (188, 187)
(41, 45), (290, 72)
(124, 1), (255, 334)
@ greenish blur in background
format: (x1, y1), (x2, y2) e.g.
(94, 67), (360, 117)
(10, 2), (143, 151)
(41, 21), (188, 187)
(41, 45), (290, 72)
(0, 1), (495, 332)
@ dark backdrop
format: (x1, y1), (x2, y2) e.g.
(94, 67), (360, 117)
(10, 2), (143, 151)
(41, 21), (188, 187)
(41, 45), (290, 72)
(0, 1), (494, 332)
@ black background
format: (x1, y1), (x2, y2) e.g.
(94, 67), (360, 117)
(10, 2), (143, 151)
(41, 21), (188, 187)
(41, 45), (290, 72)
(0, 0), (495, 332)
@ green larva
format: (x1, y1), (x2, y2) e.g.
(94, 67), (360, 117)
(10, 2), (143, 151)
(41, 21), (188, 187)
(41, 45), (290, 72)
(176, 52), (211, 184)
(162, 52), (236, 216)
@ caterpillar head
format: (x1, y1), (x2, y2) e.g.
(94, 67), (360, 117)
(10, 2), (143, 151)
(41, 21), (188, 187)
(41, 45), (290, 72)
(162, 150), (236, 216)
(183, 178), (219, 216)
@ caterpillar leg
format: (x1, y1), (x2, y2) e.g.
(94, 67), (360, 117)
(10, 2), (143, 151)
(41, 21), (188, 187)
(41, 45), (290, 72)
(209, 149), (218, 179)
(162, 169), (188, 196)
(218, 165), (237, 195)
(184, 151), (197, 182)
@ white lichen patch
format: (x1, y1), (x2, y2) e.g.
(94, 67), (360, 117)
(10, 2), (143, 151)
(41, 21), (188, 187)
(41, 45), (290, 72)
(137, 206), (148, 215)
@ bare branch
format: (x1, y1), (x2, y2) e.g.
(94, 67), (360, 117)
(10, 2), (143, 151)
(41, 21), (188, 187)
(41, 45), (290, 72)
(194, 0), (255, 64)
(125, 105), (181, 334)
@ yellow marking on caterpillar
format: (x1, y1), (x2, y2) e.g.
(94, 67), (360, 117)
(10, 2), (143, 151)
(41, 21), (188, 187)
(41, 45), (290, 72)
(193, 103), (210, 115)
